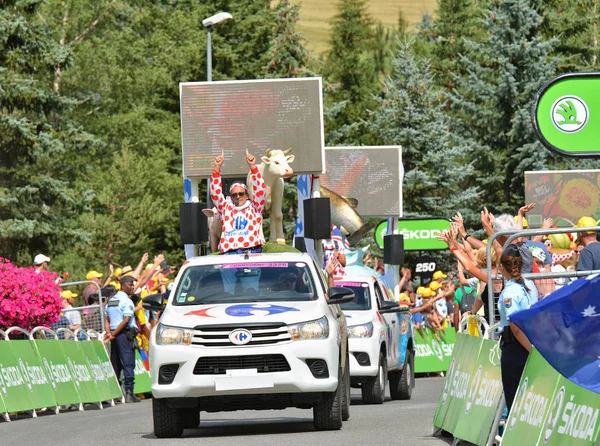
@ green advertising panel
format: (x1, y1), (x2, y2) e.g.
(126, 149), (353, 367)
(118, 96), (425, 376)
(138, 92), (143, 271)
(13, 340), (57, 410)
(92, 341), (123, 400)
(133, 350), (151, 394)
(376, 218), (451, 251)
(453, 338), (504, 446)
(440, 334), (483, 434)
(0, 341), (34, 412)
(542, 374), (600, 446)
(415, 327), (456, 373)
(34, 339), (82, 406)
(60, 341), (102, 404)
(80, 341), (114, 402)
(503, 349), (561, 445)
(533, 73), (600, 157)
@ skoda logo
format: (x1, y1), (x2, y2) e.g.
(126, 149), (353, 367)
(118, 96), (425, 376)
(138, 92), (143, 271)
(442, 358), (456, 404)
(44, 358), (57, 390)
(19, 358), (33, 392)
(430, 338), (444, 361)
(229, 329), (252, 345)
(509, 377), (528, 431)
(543, 386), (565, 443)
(0, 365), (7, 395)
(465, 366), (482, 414)
(551, 95), (589, 133)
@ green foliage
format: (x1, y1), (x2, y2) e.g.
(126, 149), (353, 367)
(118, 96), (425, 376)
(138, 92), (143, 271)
(448, 0), (559, 211)
(0, 1), (99, 265)
(322, 0), (379, 141)
(265, 0), (312, 77)
(367, 39), (480, 221)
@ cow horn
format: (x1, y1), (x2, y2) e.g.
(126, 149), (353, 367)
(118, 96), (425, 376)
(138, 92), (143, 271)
(265, 148), (272, 156)
(283, 147), (293, 155)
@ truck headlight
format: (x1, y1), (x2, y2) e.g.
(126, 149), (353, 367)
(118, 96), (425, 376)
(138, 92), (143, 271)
(156, 323), (193, 345)
(347, 322), (373, 338)
(288, 316), (329, 341)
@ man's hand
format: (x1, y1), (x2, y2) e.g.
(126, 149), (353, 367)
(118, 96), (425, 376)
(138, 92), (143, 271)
(214, 148), (225, 172)
(326, 256), (338, 275)
(541, 217), (554, 229)
(452, 211), (467, 237)
(245, 148), (256, 169)
(153, 254), (165, 267)
(519, 203), (536, 216)
(481, 207), (495, 236)
(103, 332), (114, 344)
(141, 252), (149, 264)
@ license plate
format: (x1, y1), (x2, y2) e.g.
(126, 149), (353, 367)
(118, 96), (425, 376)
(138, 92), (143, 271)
(214, 369), (274, 391)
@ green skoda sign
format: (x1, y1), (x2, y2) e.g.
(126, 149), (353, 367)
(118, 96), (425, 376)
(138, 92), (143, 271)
(375, 218), (451, 251)
(533, 72), (600, 157)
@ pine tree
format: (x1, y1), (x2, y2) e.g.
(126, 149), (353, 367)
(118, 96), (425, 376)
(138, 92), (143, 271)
(367, 39), (479, 219)
(449, 0), (559, 210)
(0, 1), (98, 264)
(535, 0), (600, 72)
(323, 0), (378, 140)
(265, 0), (312, 77)
(432, 0), (485, 92)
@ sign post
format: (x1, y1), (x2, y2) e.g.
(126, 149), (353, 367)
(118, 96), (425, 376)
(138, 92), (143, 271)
(533, 72), (600, 157)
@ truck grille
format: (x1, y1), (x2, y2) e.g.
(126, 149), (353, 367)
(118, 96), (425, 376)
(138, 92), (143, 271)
(193, 354), (291, 375)
(192, 322), (291, 347)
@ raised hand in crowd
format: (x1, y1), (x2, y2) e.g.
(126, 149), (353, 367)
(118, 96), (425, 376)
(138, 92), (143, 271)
(481, 207), (495, 238)
(532, 217), (554, 242)
(517, 202), (535, 229)
(214, 147), (225, 172)
(452, 211), (467, 238)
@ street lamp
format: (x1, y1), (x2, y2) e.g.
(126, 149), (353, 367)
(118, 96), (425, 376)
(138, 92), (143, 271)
(202, 12), (233, 82)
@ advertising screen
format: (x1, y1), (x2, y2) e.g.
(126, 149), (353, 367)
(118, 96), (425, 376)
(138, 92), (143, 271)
(180, 78), (324, 178)
(524, 170), (600, 227)
(321, 146), (403, 217)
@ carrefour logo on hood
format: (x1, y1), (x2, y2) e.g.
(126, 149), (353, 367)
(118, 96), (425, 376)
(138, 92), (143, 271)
(225, 304), (300, 317)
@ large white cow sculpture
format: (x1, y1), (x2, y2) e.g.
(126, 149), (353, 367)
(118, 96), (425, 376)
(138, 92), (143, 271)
(248, 148), (295, 243)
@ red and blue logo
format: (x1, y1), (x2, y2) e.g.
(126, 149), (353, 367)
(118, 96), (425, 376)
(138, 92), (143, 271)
(229, 329), (252, 345)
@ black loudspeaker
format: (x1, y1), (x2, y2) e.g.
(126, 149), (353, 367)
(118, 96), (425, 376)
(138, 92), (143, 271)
(383, 234), (405, 265)
(293, 236), (307, 252)
(303, 198), (331, 240)
(180, 202), (208, 244)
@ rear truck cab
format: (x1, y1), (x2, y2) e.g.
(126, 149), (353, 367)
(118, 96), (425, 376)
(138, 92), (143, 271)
(337, 275), (415, 404)
(144, 252), (353, 438)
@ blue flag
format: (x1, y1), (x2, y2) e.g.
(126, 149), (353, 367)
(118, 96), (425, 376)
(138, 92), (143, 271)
(511, 274), (600, 394)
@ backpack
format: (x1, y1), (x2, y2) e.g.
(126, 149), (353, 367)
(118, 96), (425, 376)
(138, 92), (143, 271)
(458, 286), (477, 314)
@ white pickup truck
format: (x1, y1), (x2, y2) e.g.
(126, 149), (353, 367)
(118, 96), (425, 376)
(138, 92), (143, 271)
(144, 252), (354, 438)
(336, 275), (415, 404)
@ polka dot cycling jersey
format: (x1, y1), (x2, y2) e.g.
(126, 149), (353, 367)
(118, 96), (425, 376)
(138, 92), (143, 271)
(211, 167), (266, 253)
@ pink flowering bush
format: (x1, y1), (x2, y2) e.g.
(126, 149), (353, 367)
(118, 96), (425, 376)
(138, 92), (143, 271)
(0, 258), (62, 331)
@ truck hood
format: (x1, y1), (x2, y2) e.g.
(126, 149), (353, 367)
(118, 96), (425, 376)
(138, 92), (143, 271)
(160, 301), (329, 328)
(343, 310), (375, 327)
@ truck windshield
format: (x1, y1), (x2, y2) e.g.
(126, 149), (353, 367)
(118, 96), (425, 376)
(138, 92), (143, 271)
(171, 262), (318, 305)
(336, 282), (371, 311)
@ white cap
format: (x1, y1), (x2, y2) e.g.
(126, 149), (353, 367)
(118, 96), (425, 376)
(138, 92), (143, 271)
(34, 254), (51, 265)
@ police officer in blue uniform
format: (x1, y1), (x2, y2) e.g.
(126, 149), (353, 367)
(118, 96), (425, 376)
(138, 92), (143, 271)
(104, 275), (140, 403)
(497, 244), (538, 413)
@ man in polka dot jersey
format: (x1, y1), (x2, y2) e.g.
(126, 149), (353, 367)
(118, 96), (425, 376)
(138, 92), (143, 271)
(211, 148), (266, 294)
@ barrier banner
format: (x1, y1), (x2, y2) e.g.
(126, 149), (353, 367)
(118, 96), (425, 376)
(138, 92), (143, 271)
(79, 341), (114, 402)
(503, 349), (600, 446)
(133, 349), (151, 394)
(60, 341), (102, 404)
(34, 339), (82, 406)
(0, 341), (57, 412)
(415, 327), (456, 373)
(92, 341), (123, 400)
(0, 382), (6, 415)
(453, 338), (504, 445)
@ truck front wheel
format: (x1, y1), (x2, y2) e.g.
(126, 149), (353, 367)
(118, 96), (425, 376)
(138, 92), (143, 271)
(153, 398), (184, 438)
(361, 352), (386, 404)
(313, 366), (343, 430)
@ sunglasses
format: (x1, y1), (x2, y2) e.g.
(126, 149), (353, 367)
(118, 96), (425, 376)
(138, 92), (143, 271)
(231, 192), (247, 199)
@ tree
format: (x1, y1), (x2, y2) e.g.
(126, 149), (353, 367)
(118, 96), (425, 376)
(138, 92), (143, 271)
(0, 1), (98, 265)
(323, 0), (379, 140)
(535, 0), (600, 73)
(367, 39), (479, 220)
(431, 0), (485, 92)
(265, 0), (312, 77)
(449, 0), (560, 210)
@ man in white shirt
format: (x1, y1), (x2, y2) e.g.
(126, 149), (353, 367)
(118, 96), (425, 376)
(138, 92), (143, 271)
(61, 290), (82, 331)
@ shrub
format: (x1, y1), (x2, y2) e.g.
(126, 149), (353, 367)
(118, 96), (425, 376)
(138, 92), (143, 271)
(0, 258), (62, 331)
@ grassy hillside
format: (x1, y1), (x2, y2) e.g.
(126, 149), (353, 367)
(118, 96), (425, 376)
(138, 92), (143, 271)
(293, 0), (439, 54)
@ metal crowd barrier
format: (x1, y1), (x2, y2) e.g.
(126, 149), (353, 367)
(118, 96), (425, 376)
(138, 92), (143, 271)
(485, 225), (600, 327)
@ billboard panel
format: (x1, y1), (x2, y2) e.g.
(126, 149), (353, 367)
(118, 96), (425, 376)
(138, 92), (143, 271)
(180, 78), (324, 178)
(524, 170), (600, 227)
(321, 146), (403, 217)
